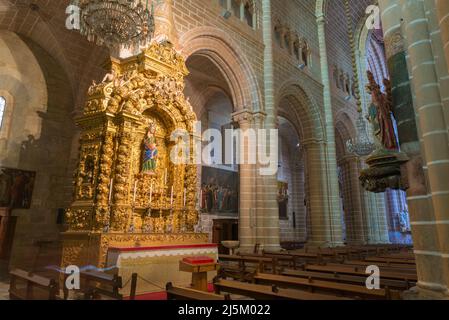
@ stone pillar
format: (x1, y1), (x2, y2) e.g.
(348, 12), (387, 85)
(304, 141), (340, 247)
(435, 0), (449, 77)
(424, 0), (449, 140)
(315, 14), (344, 247)
(399, 0), (449, 298)
(261, 0), (281, 251)
(292, 152), (307, 241)
(379, 0), (438, 295)
(340, 156), (367, 245)
(233, 110), (256, 253)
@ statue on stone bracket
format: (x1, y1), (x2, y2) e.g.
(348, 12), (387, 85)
(366, 70), (398, 151)
(142, 123), (159, 175)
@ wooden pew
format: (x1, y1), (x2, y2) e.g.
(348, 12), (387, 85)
(81, 270), (123, 300)
(253, 273), (401, 300)
(304, 264), (418, 282)
(9, 269), (59, 300)
(240, 253), (300, 272)
(364, 257), (415, 265)
(218, 255), (274, 280)
(213, 279), (352, 300)
(281, 269), (414, 290)
(341, 260), (416, 273)
(166, 282), (231, 300)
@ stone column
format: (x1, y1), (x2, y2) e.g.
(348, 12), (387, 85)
(292, 152), (306, 241)
(233, 110), (256, 253)
(424, 0), (449, 140)
(303, 141), (333, 246)
(435, 0), (449, 77)
(315, 14), (344, 247)
(399, 0), (449, 298)
(261, 0), (281, 251)
(379, 0), (438, 295)
(341, 155), (367, 245)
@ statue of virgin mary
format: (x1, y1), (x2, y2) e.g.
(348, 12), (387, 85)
(142, 123), (158, 174)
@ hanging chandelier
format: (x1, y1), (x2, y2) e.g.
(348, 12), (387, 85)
(346, 114), (376, 157)
(74, 0), (155, 49)
(343, 0), (375, 157)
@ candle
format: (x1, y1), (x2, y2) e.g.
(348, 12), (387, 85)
(109, 178), (114, 204)
(165, 169), (168, 185)
(170, 186), (174, 207)
(183, 188), (187, 207)
(133, 180), (137, 205)
(149, 182), (153, 204)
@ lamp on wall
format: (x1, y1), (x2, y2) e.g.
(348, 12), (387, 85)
(343, 0), (375, 157)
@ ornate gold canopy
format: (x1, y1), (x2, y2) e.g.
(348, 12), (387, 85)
(66, 42), (199, 235)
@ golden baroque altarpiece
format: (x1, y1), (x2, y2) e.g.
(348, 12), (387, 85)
(62, 42), (208, 268)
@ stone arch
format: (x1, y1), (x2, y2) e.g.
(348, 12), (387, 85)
(276, 81), (325, 143)
(0, 5), (76, 95)
(335, 110), (356, 159)
(179, 26), (262, 112)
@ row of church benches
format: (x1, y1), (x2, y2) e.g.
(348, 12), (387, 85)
(214, 245), (415, 300)
(9, 268), (135, 300)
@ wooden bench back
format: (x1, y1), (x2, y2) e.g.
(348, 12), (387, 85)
(80, 270), (123, 300)
(9, 269), (58, 300)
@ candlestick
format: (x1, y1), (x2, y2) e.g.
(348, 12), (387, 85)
(109, 178), (114, 204)
(165, 168), (168, 185)
(183, 188), (187, 207)
(149, 182), (153, 205)
(170, 186), (174, 207)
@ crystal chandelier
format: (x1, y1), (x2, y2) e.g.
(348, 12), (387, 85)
(346, 114), (376, 157)
(75, 0), (155, 49)
(344, 0), (375, 157)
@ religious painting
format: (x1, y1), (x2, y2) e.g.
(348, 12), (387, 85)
(201, 166), (239, 215)
(0, 167), (36, 209)
(277, 181), (289, 220)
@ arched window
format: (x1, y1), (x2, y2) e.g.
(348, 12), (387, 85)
(0, 96), (5, 130)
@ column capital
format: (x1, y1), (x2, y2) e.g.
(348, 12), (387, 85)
(302, 138), (325, 148)
(232, 109), (254, 125)
(316, 14), (326, 25)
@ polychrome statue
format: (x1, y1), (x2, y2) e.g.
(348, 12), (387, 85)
(142, 123), (158, 174)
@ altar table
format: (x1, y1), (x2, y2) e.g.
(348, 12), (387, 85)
(106, 244), (218, 296)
